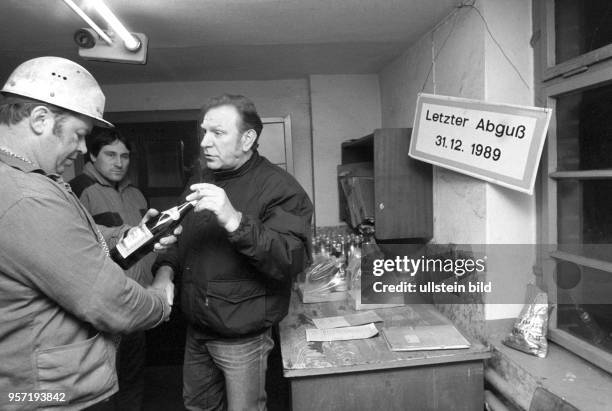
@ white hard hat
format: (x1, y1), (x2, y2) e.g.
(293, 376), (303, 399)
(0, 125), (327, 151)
(1, 56), (113, 128)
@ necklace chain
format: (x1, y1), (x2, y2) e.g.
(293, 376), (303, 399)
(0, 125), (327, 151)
(0, 146), (37, 167)
(0, 146), (110, 258)
(0, 146), (110, 256)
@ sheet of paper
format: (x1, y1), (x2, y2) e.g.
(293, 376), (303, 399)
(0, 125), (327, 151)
(312, 311), (383, 329)
(306, 323), (379, 342)
(312, 316), (351, 329)
(381, 324), (471, 351)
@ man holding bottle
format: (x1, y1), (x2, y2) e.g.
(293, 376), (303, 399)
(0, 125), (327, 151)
(0, 56), (176, 410)
(153, 94), (313, 411)
(69, 128), (155, 411)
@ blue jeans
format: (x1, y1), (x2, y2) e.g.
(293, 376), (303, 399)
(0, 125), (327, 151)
(183, 326), (274, 411)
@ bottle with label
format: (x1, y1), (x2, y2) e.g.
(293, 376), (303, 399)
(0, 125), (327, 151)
(110, 201), (196, 270)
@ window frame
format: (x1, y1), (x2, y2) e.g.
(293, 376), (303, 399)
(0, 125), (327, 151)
(541, 0), (612, 82)
(537, 0), (612, 373)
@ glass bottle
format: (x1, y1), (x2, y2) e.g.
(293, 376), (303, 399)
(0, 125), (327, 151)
(110, 201), (195, 270)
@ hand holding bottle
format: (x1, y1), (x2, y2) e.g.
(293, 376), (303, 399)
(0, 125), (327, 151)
(187, 183), (242, 232)
(140, 209), (183, 253)
(110, 205), (189, 270)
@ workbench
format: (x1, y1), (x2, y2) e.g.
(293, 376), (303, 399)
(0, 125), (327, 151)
(279, 292), (490, 411)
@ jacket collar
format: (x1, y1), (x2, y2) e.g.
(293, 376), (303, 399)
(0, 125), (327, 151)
(0, 149), (72, 190)
(0, 149), (43, 174)
(209, 150), (259, 182)
(83, 161), (131, 191)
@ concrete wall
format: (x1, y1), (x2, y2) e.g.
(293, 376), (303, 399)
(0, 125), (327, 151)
(379, 0), (535, 320)
(101, 79), (314, 201)
(309, 74), (382, 227)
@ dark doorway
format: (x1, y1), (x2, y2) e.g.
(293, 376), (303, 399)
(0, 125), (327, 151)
(110, 112), (200, 410)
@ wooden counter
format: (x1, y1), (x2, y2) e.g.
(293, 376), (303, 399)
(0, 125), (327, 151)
(279, 292), (490, 411)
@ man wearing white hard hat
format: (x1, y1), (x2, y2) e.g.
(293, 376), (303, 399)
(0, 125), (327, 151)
(0, 56), (177, 410)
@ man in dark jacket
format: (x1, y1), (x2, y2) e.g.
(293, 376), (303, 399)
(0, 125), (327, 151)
(153, 94), (312, 411)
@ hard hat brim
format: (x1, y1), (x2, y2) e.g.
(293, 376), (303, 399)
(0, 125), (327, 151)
(0, 91), (113, 128)
(92, 116), (114, 128)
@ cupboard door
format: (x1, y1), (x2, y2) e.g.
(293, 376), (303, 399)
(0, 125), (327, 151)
(374, 128), (433, 240)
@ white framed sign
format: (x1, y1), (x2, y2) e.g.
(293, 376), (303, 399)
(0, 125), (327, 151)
(409, 93), (552, 194)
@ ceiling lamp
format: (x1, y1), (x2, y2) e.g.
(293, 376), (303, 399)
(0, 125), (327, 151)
(62, 0), (148, 64)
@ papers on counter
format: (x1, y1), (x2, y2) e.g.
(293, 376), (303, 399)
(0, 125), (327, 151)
(311, 311), (383, 329)
(381, 324), (471, 351)
(306, 323), (379, 342)
(305, 311), (382, 342)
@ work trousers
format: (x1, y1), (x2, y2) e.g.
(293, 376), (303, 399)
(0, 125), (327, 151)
(183, 326), (274, 411)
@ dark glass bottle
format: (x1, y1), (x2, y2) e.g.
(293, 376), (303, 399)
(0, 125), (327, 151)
(110, 201), (195, 270)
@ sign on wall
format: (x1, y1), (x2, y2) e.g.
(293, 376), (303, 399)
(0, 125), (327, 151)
(409, 93), (552, 194)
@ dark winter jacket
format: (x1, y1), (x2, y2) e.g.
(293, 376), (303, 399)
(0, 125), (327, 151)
(155, 151), (312, 338)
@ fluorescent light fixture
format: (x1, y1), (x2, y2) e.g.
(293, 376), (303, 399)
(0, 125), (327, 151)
(62, 0), (141, 51)
(62, 0), (112, 45)
(88, 0), (141, 51)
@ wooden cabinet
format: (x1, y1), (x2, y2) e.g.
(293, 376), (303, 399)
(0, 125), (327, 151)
(338, 128), (433, 240)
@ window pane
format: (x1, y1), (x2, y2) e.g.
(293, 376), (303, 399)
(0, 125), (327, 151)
(554, 259), (612, 303)
(558, 303), (612, 353)
(558, 180), (612, 244)
(554, 260), (612, 351)
(556, 83), (612, 170)
(145, 140), (184, 188)
(555, 0), (612, 64)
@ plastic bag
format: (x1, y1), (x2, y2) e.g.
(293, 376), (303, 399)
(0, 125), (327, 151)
(502, 284), (549, 358)
(302, 255), (346, 295)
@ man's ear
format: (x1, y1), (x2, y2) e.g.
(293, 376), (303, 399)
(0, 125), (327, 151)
(29, 106), (53, 135)
(89, 152), (96, 163)
(241, 129), (257, 151)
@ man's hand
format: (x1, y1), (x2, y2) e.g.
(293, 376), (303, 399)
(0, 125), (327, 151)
(139, 209), (183, 252)
(186, 183), (242, 232)
(151, 266), (175, 321)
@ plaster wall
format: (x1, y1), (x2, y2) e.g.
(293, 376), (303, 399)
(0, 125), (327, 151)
(309, 74), (382, 227)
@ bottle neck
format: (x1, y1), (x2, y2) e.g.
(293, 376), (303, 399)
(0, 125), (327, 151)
(150, 201), (195, 229)
(177, 200), (197, 211)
